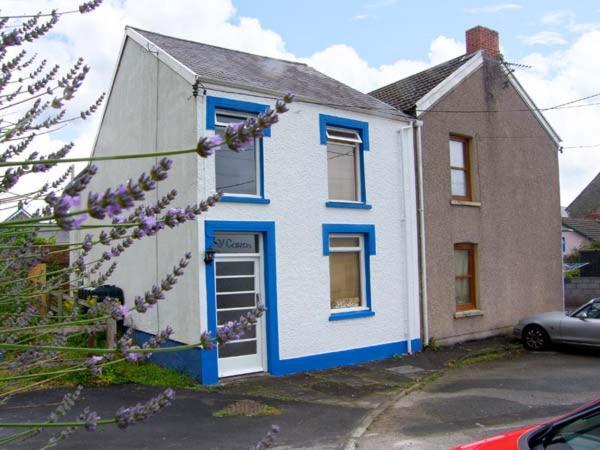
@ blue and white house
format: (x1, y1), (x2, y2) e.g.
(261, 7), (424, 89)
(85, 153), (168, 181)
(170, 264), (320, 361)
(85, 27), (421, 384)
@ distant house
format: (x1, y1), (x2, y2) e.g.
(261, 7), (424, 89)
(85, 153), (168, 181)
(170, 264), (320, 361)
(83, 27), (421, 384)
(370, 26), (563, 344)
(562, 218), (600, 255)
(3, 206), (69, 244)
(567, 172), (600, 220)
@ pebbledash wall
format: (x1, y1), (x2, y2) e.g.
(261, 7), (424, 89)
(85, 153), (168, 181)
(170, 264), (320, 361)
(84, 34), (421, 384)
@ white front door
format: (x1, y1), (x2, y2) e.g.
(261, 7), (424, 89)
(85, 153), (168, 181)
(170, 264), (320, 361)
(214, 248), (266, 378)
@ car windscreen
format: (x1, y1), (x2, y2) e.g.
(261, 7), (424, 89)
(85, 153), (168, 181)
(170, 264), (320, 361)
(533, 409), (600, 449)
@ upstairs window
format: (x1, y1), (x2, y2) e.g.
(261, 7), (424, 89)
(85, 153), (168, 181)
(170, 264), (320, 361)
(449, 135), (472, 200)
(214, 112), (259, 196)
(326, 127), (362, 202)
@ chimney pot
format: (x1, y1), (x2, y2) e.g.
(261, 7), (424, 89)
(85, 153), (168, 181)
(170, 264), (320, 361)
(466, 26), (500, 58)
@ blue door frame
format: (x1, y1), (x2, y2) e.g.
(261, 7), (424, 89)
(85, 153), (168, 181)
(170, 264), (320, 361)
(202, 221), (279, 384)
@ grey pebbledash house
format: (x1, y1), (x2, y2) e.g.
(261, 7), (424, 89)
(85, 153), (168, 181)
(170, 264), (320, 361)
(81, 27), (422, 384)
(370, 26), (564, 344)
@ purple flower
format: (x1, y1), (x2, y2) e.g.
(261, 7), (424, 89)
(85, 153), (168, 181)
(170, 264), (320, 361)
(115, 389), (175, 430)
(80, 408), (100, 431)
(111, 304), (129, 320)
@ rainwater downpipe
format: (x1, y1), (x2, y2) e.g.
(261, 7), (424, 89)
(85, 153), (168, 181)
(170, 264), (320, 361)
(414, 119), (429, 346)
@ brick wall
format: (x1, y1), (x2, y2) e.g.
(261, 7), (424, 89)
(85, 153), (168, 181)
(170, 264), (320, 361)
(564, 277), (600, 308)
(466, 26), (500, 58)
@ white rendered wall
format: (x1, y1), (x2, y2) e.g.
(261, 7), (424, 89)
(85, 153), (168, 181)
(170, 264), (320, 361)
(84, 38), (199, 342)
(86, 37), (421, 356)
(195, 88), (421, 360)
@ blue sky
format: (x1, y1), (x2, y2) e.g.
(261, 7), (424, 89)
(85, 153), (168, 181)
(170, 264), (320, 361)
(2, 0), (600, 205)
(234, 0), (599, 66)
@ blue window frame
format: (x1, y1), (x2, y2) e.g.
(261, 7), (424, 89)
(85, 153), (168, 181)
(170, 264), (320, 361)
(206, 96), (271, 204)
(322, 224), (376, 321)
(319, 114), (372, 210)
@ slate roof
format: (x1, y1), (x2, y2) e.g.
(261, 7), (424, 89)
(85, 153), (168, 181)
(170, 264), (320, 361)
(132, 28), (405, 117)
(567, 172), (600, 219)
(368, 53), (478, 115)
(562, 217), (600, 242)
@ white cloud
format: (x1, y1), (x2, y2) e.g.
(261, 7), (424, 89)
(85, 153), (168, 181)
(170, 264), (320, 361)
(1, 0), (596, 207)
(517, 31), (600, 204)
(464, 3), (521, 14)
(541, 10), (574, 26)
(302, 36), (463, 93)
(353, 14), (371, 21)
(522, 31), (568, 46)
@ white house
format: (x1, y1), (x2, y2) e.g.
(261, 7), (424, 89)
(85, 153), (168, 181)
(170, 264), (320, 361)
(84, 27), (420, 384)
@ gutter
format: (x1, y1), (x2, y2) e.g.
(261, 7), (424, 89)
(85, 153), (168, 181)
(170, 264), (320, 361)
(413, 120), (429, 346)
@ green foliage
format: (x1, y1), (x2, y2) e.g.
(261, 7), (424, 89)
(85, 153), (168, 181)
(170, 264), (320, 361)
(590, 240), (600, 250)
(61, 360), (198, 388)
(565, 268), (581, 279)
(424, 337), (441, 352)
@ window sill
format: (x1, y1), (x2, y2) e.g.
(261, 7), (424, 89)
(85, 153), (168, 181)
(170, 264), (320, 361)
(325, 201), (372, 210)
(329, 310), (375, 321)
(454, 309), (484, 319)
(220, 196), (270, 204)
(450, 200), (481, 207)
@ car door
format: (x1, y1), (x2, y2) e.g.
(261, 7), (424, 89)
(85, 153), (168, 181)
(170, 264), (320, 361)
(560, 303), (600, 345)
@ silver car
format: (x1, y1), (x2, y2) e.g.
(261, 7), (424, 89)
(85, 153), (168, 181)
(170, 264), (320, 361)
(514, 298), (600, 350)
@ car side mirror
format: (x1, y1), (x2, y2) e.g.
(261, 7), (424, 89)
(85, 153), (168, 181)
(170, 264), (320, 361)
(579, 312), (588, 320)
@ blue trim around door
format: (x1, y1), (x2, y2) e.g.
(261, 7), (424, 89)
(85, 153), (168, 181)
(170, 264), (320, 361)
(203, 220), (279, 384)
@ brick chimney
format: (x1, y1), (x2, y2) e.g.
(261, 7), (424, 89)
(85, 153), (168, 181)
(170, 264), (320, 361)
(466, 26), (500, 58)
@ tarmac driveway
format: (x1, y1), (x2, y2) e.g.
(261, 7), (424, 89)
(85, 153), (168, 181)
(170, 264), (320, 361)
(358, 346), (600, 449)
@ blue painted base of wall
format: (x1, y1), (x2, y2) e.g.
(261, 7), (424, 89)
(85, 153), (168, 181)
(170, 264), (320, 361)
(269, 338), (422, 376)
(133, 330), (202, 382)
(132, 328), (421, 384)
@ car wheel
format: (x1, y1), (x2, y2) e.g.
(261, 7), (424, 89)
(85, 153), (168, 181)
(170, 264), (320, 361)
(523, 325), (550, 351)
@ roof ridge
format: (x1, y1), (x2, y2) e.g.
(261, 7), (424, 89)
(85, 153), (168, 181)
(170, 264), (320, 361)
(128, 26), (308, 68)
(369, 52), (478, 95)
(567, 171), (600, 211)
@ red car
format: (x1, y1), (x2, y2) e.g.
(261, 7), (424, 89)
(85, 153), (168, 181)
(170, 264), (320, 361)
(453, 397), (600, 449)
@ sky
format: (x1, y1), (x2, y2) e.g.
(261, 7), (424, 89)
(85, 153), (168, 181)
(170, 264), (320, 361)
(2, 0), (600, 206)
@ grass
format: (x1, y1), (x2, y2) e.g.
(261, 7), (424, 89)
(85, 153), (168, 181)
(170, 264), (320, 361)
(58, 360), (199, 388)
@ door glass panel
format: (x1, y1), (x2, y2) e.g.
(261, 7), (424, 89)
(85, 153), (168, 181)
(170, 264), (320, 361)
(216, 261), (254, 276)
(219, 340), (257, 358)
(217, 293), (256, 309)
(213, 233), (259, 254)
(215, 255), (261, 364)
(218, 308), (255, 325)
(216, 277), (254, 293)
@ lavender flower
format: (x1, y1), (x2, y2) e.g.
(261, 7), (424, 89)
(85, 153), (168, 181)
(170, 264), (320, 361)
(80, 408), (100, 431)
(115, 388), (175, 430)
(85, 355), (104, 376)
(217, 304), (266, 345)
(251, 425), (281, 450)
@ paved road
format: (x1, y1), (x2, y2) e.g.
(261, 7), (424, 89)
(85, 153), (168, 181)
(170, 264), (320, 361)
(1, 385), (366, 450)
(359, 347), (600, 449)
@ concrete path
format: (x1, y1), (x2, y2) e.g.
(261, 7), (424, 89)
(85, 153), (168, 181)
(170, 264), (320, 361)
(357, 347), (600, 449)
